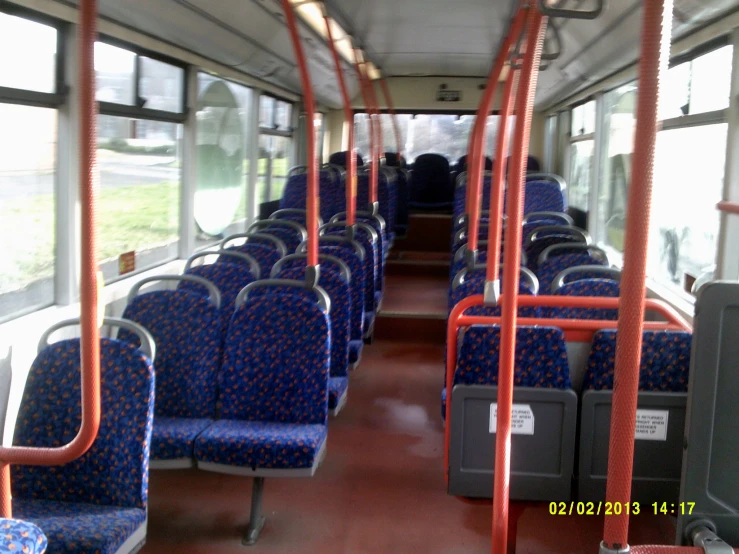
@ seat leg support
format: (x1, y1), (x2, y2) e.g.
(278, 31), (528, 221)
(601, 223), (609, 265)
(242, 477), (266, 546)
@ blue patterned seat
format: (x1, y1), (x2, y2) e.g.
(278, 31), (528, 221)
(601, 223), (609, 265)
(449, 268), (540, 318)
(328, 151), (364, 170)
(582, 330), (692, 392)
(442, 325), (572, 417)
(222, 243), (281, 277)
(524, 180), (566, 213)
(122, 289), (221, 467)
(536, 252), (608, 293)
(317, 244), (365, 365)
(180, 262), (256, 333)
(357, 173), (396, 248)
(324, 226), (380, 312)
(13, 337), (155, 554)
(273, 266), (351, 414)
(253, 225), (303, 253)
(280, 171), (343, 222)
(546, 278), (621, 320)
(0, 518), (47, 554)
(524, 229), (589, 272)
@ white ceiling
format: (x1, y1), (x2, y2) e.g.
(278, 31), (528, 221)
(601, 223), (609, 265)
(57, 0), (739, 109)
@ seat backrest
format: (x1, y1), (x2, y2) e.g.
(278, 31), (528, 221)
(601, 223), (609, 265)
(219, 294), (330, 424)
(274, 266), (350, 378)
(13, 337), (154, 509)
(410, 153), (452, 205)
(356, 172), (396, 234)
(181, 262), (256, 324)
(449, 268), (539, 318)
(582, 330), (692, 392)
(537, 253), (608, 293)
(384, 152), (406, 168)
(549, 278), (621, 320)
(524, 227), (590, 272)
(524, 178), (567, 213)
(318, 244), (365, 341)
(222, 243), (282, 276)
(122, 290), (221, 419)
(323, 226), (379, 308)
(329, 151), (364, 169)
(280, 171), (342, 222)
(455, 325), (571, 388)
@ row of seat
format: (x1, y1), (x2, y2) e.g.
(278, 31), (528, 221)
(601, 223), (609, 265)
(444, 171), (692, 504)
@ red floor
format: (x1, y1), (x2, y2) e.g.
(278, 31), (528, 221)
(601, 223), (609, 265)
(380, 272), (449, 317)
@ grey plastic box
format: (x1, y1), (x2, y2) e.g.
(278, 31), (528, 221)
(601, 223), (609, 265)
(449, 385), (577, 500)
(677, 282), (739, 546)
(578, 390), (687, 503)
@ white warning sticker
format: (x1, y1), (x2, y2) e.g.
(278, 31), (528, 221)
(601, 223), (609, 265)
(489, 403), (535, 435)
(634, 409), (669, 441)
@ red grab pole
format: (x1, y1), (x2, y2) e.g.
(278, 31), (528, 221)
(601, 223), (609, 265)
(324, 16), (357, 226)
(466, 8), (528, 253)
(491, 8), (546, 554)
(486, 64), (518, 285)
(0, 0), (102, 518)
(379, 78), (402, 161)
(602, 0), (673, 550)
(353, 51), (379, 207)
(282, 0), (319, 268)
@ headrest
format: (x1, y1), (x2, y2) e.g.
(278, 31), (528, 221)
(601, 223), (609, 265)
(329, 151), (365, 169)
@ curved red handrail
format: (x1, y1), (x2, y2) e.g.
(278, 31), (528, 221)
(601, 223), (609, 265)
(602, 0), (672, 548)
(466, 8), (528, 253)
(0, 0), (102, 518)
(485, 60), (518, 284)
(282, 0), (319, 268)
(324, 16), (357, 226)
(492, 10), (545, 550)
(353, 51), (379, 207)
(379, 78), (402, 161)
(717, 200), (739, 215)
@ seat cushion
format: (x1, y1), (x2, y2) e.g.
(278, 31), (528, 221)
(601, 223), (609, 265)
(14, 499), (146, 554)
(194, 420), (327, 470)
(363, 311), (375, 335)
(328, 377), (349, 411)
(151, 417), (214, 461)
(0, 518), (47, 554)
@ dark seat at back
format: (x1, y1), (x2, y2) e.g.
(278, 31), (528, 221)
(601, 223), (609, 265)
(409, 153), (453, 208)
(384, 152), (406, 167)
(329, 151), (364, 169)
(13, 336), (155, 554)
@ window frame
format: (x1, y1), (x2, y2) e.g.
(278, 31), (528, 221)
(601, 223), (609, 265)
(96, 35), (189, 123)
(256, 93), (295, 205)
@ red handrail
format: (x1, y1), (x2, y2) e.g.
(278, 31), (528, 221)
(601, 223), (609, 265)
(465, 8), (528, 251)
(485, 61), (518, 285)
(0, 0), (102, 518)
(282, 0), (319, 268)
(602, 0), (671, 549)
(379, 77), (402, 161)
(492, 10), (545, 550)
(717, 200), (739, 215)
(324, 16), (357, 226)
(353, 51), (379, 207)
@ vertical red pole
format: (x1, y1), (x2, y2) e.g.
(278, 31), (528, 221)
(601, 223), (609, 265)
(325, 18), (356, 226)
(486, 66), (518, 284)
(491, 9), (546, 554)
(380, 78), (402, 161)
(602, 0), (673, 549)
(353, 52), (379, 207)
(467, 9), (528, 255)
(282, 0), (319, 267)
